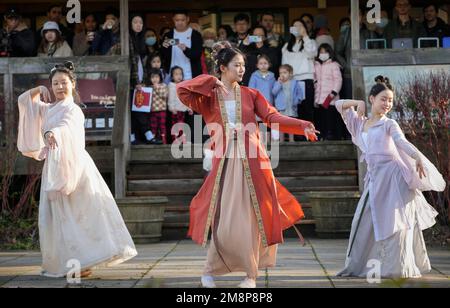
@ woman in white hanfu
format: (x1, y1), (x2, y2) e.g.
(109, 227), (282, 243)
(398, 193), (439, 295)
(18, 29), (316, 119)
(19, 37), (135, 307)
(17, 61), (137, 278)
(335, 76), (446, 279)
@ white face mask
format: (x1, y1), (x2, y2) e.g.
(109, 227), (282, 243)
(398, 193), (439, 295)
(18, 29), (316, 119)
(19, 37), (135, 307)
(319, 53), (330, 62)
(204, 39), (215, 48)
(290, 26), (300, 37)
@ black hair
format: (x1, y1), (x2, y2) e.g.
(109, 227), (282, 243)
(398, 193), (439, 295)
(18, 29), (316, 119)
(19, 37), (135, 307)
(339, 17), (351, 29)
(234, 13), (250, 24)
(287, 19), (308, 52)
(259, 12), (275, 22)
(159, 27), (171, 38)
(49, 61), (81, 103)
(82, 12), (98, 28)
(369, 75), (394, 98)
(129, 14), (146, 58)
(252, 25), (268, 38)
(145, 28), (157, 36)
(47, 4), (63, 13)
(173, 9), (189, 17)
(300, 13), (314, 23)
(423, 3), (439, 12)
(149, 68), (163, 85)
(213, 45), (246, 76)
(170, 66), (184, 82)
(316, 43), (337, 63)
(218, 25), (234, 39)
(149, 52), (162, 64)
(256, 54), (271, 68)
(104, 7), (119, 18)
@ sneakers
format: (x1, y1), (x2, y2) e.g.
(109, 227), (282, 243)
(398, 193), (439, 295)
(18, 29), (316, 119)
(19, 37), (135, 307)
(201, 275), (216, 288)
(238, 277), (256, 288)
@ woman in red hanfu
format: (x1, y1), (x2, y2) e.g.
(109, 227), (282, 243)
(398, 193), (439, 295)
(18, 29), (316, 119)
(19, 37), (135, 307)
(176, 43), (319, 288)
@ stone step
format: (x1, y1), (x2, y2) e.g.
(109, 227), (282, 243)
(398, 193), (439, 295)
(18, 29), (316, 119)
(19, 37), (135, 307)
(126, 170), (358, 181)
(126, 185), (360, 197)
(130, 141), (355, 160)
(128, 159), (357, 177)
(127, 175), (358, 192)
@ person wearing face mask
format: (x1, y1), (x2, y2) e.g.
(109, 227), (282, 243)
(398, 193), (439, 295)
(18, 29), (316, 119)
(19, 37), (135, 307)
(143, 28), (160, 56)
(336, 9), (373, 101)
(282, 19), (317, 135)
(370, 10), (390, 49)
(244, 25), (281, 84)
(314, 43), (344, 141)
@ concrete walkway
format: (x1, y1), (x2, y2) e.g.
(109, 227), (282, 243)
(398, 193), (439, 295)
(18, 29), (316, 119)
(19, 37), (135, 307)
(1, 239), (449, 288)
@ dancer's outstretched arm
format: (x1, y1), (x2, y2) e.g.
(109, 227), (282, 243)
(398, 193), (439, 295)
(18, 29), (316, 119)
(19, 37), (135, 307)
(254, 90), (319, 141)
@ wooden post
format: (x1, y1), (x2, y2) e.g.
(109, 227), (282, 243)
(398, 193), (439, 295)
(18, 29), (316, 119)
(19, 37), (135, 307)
(3, 62), (14, 149)
(350, 0), (360, 51)
(350, 0), (365, 193)
(120, 0), (130, 57)
(112, 0), (131, 198)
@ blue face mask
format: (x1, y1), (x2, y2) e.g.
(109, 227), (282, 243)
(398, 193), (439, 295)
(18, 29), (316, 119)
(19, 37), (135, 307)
(340, 24), (350, 33)
(145, 37), (157, 46)
(378, 18), (389, 29)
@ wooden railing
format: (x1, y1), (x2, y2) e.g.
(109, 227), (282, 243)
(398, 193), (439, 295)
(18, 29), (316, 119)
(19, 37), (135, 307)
(0, 55), (131, 198)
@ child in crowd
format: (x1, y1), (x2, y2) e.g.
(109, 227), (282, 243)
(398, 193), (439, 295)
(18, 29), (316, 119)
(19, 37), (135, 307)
(147, 53), (170, 84)
(168, 66), (191, 144)
(314, 43), (342, 140)
(249, 54), (276, 142)
(148, 68), (169, 144)
(271, 64), (305, 142)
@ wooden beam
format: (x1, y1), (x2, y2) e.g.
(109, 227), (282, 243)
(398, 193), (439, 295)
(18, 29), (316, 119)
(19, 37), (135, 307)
(4, 56), (128, 74)
(352, 48), (450, 66)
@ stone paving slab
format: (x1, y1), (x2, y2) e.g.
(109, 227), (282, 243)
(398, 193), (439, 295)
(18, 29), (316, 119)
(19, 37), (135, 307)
(1, 239), (448, 288)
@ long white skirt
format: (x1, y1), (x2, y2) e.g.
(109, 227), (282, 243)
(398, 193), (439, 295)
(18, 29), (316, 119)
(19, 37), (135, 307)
(39, 153), (137, 277)
(337, 189), (432, 279)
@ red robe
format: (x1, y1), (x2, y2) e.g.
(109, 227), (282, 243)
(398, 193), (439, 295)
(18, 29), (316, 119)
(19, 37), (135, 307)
(177, 74), (312, 247)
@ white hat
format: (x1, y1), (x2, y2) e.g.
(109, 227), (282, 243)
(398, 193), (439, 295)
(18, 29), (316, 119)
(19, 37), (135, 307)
(41, 21), (61, 36)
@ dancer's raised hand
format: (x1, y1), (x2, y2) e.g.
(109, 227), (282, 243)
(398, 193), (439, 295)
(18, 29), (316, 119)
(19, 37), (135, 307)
(39, 86), (52, 103)
(215, 79), (229, 96)
(304, 122), (320, 142)
(416, 157), (426, 179)
(44, 131), (58, 150)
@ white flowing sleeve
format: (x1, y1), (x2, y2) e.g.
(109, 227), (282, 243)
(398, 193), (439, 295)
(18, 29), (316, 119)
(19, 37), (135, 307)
(335, 99), (364, 138)
(388, 119), (446, 192)
(17, 90), (49, 160)
(45, 105), (86, 196)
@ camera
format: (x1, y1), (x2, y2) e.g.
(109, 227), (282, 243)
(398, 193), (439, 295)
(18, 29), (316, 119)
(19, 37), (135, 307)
(167, 38), (180, 46)
(248, 35), (262, 43)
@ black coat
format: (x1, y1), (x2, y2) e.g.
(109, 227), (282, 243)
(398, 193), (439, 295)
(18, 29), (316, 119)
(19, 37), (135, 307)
(241, 42), (281, 86)
(423, 18), (450, 46)
(8, 27), (36, 57)
(160, 29), (203, 79)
